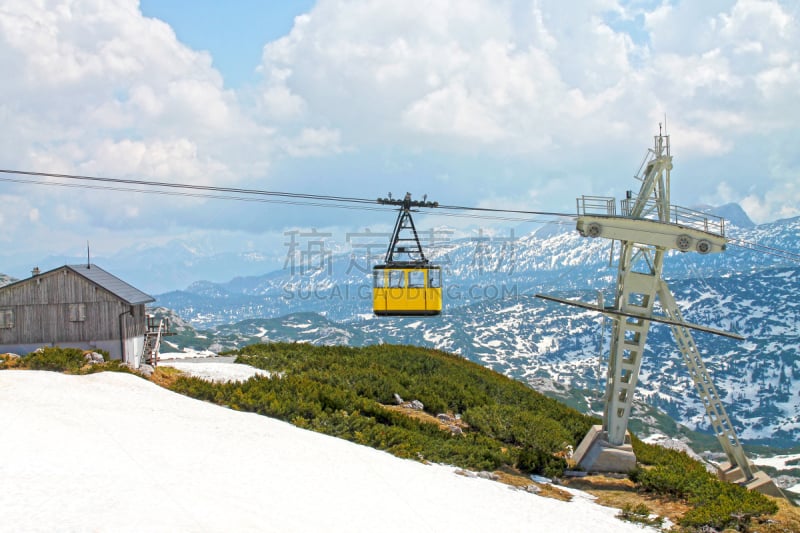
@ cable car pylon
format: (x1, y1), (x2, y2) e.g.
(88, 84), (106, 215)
(372, 193), (442, 316)
(536, 125), (786, 498)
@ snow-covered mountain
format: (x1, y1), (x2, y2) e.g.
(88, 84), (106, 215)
(153, 208), (800, 447)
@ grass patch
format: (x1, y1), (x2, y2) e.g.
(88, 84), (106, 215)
(617, 503), (665, 528)
(0, 352), (23, 369)
(150, 366), (185, 388)
(565, 474), (689, 525)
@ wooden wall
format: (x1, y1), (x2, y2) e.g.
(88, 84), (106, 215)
(0, 268), (147, 345)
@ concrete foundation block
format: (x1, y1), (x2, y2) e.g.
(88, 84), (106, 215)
(573, 425), (637, 474)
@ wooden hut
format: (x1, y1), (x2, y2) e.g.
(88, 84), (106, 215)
(0, 264), (154, 364)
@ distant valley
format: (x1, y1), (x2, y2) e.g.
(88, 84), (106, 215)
(149, 206), (800, 448)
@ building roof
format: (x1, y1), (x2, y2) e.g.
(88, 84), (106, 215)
(66, 264), (154, 305)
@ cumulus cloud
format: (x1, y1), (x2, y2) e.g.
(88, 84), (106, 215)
(282, 128), (344, 157)
(321, 3), (788, 136)
(741, 187), (800, 223)
(73, 138), (230, 184)
(257, 0), (799, 216)
(0, 0), (284, 241)
(0, 0), (798, 273)
(0, 0), (272, 175)
(258, 0), (645, 153)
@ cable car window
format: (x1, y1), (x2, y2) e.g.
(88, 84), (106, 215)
(373, 270), (385, 288)
(389, 270), (405, 288)
(408, 270), (425, 288)
(429, 269), (441, 288)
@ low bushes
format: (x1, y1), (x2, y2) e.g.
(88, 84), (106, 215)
(631, 437), (778, 530)
(168, 342), (594, 477)
(1, 346), (128, 374)
(23, 347), (88, 372)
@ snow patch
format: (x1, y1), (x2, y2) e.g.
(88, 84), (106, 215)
(160, 361), (271, 383)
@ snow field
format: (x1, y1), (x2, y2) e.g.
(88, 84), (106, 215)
(0, 370), (657, 532)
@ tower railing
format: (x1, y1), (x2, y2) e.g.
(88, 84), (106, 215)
(577, 195), (726, 237)
(576, 196), (617, 217)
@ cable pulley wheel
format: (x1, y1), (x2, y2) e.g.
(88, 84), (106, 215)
(676, 234), (692, 252)
(586, 222), (602, 238)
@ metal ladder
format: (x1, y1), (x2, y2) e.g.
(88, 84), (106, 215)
(141, 319), (165, 367)
(657, 280), (754, 479)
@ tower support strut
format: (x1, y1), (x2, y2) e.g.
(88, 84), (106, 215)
(543, 127), (785, 498)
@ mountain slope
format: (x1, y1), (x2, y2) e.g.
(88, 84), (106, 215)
(2, 370), (655, 532)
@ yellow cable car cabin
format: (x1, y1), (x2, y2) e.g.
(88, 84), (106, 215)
(373, 193), (442, 317)
(373, 264), (442, 316)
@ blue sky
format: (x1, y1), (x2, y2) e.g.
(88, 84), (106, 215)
(139, 1), (315, 88)
(0, 0), (798, 288)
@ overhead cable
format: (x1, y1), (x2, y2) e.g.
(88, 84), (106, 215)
(2, 168), (798, 263)
(0, 168), (577, 219)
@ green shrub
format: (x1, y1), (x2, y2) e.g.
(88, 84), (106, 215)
(23, 347), (87, 372)
(5, 346), (131, 375)
(169, 342), (596, 477)
(631, 436), (778, 530)
(517, 445), (567, 478)
(617, 503), (664, 528)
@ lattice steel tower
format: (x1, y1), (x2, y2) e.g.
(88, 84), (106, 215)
(538, 126), (783, 497)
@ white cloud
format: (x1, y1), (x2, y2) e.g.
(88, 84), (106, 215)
(664, 119), (732, 157)
(0, 0), (288, 247)
(741, 189), (800, 223)
(282, 128), (344, 157)
(755, 62), (800, 101)
(712, 181), (737, 204)
(716, 0), (794, 43)
(130, 83), (162, 113)
(1, 0), (799, 279)
(0, 0), (271, 179)
(258, 0), (647, 153)
(260, 71), (308, 120)
(74, 138), (229, 183)
(253, 0), (799, 218)
(55, 204), (86, 225)
(403, 81), (510, 143)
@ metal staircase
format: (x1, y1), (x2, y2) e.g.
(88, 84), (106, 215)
(141, 317), (169, 367)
